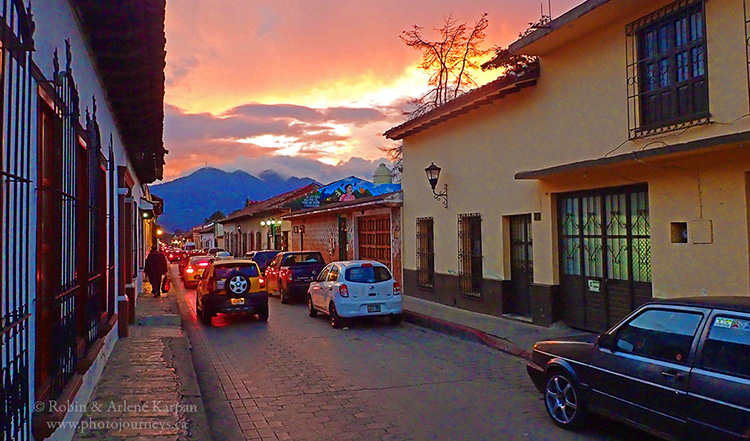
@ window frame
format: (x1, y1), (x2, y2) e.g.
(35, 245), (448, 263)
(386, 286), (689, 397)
(328, 265), (340, 282)
(612, 306), (705, 365)
(458, 213), (483, 299)
(626, 0), (709, 138)
(695, 311), (750, 379)
(317, 265), (331, 283)
(416, 217), (435, 290)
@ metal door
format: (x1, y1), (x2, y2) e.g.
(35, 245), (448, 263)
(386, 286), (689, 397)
(508, 215), (533, 317)
(558, 185), (652, 332)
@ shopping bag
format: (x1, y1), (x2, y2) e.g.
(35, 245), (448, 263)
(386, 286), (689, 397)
(162, 276), (171, 293)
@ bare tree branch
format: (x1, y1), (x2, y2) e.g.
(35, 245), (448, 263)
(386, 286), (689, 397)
(401, 13), (492, 119)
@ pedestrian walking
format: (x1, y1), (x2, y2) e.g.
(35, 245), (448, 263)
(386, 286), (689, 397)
(144, 244), (169, 298)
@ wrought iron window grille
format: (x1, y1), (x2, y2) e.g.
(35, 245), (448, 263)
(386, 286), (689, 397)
(625, 0), (709, 139)
(1, 1), (36, 439)
(458, 213), (483, 299)
(416, 217), (434, 289)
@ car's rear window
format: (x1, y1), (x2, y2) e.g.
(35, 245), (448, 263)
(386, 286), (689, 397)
(282, 253), (324, 265)
(254, 252), (279, 266)
(345, 266), (392, 283)
(190, 256), (213, 265)
(215, 265), (260, 279)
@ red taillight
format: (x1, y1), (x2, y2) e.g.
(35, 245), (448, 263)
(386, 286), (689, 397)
(393, 281), (401, 295)
(186, 267), (194, 274)
(361, 263), (373, 267)
(287, 271), (294, 282)
(259, 277), (266, 288)
(339, 284), (349, 298)
(199, 262), (209, 267)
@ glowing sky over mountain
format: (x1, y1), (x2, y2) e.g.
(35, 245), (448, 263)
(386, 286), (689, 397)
(163, 0), (583, 183)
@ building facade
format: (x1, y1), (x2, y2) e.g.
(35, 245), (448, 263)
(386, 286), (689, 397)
(0, 1), (166, 440)
(283, 191), (403, 285)
(218, 184), (319, 256)
(386, 0), (750, 331)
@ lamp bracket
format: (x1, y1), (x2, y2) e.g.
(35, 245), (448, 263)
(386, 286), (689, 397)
(432, 183), (448, 209)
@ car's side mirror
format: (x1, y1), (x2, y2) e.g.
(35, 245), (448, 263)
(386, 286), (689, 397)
(598, 333), (615, 351)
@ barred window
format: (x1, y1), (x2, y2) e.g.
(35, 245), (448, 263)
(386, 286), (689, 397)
(626, 0), (708, 138)
(416, 217), (434, 289)
(458, 214), (482, 299)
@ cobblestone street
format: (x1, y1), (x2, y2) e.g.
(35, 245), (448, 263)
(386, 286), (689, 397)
(171, 267), (656, 441)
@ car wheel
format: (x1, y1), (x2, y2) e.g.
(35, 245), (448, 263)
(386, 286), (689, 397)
(257, 305), (269, 322)
(389, 314), (402, 325)
(330, 303), (343, 329)
(226, 270), (251, 296)
(544, 371), (587, 429)
(308, 295), (317, 317)
(201, 307), (212, 326)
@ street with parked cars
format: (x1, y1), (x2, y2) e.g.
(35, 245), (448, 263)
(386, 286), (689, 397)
(161, 244), (748, 441)
(167, 260), (661, 441)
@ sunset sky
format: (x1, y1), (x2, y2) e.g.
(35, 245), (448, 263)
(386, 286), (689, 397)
(163, 0), (583, 183)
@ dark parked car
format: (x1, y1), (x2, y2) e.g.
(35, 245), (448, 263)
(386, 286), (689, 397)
(195, 258), (268, 326)
(527, 296), (750, 440)
(244, 250), (280, 273)
(265, 251), (325, 304)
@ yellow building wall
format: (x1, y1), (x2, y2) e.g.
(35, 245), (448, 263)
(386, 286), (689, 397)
(534, 148), (750, 298)
(401, 0), (750, 299)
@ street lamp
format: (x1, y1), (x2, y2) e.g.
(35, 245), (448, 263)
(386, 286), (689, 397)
(424, 162), (448, 208)
(261, 219), (282, 249)
(236, 224), (242, 255)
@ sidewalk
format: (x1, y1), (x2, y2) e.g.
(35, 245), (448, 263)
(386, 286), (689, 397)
(72, 275), (211, 441)
(402, 295), (593, 360)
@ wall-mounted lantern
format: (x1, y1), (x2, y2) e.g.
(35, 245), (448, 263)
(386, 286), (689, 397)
(424, 162), (448, 208)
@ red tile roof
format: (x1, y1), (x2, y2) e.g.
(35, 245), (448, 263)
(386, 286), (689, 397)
(221, 183), (320, 222)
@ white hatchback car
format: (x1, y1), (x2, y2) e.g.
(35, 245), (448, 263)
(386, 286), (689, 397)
(307, 260), (402, 328)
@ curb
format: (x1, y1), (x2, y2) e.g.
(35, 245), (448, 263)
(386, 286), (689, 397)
(403, 310), (532, 361)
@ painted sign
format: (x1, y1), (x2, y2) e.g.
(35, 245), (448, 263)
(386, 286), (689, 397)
(286, 176), (400, 210)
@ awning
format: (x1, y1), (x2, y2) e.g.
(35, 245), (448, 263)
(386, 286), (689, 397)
(515, 130), (750, 180)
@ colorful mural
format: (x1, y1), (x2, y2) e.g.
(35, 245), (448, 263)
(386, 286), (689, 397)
(286, 176), (400, 210)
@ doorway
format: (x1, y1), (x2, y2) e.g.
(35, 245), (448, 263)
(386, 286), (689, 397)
(508, 215), (533, 317)
(338, 217), (348, 260)
(558, 185), (652, 332)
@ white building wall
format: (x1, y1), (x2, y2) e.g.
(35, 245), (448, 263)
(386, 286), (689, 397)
(27, 1), (153, 439)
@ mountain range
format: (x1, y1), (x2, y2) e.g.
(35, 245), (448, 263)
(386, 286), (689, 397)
(151, 168), (318, 232)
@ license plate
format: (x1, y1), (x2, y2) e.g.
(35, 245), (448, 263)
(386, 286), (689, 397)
(367, 304), (381, 313)
(230, 298), (245, 306)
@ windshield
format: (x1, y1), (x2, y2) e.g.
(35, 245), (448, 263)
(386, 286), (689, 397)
(282, 253), (324, 265)
(215, 265), (260, 279)
(345, 265), (392, 283)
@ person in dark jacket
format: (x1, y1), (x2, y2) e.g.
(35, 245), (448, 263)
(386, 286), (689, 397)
(144, 245), (169, 298)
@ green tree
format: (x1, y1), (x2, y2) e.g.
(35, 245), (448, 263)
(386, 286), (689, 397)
(203, 210), (225, 223)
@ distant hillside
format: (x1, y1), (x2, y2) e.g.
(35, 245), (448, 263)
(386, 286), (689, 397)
(151, 168), (318, 231)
